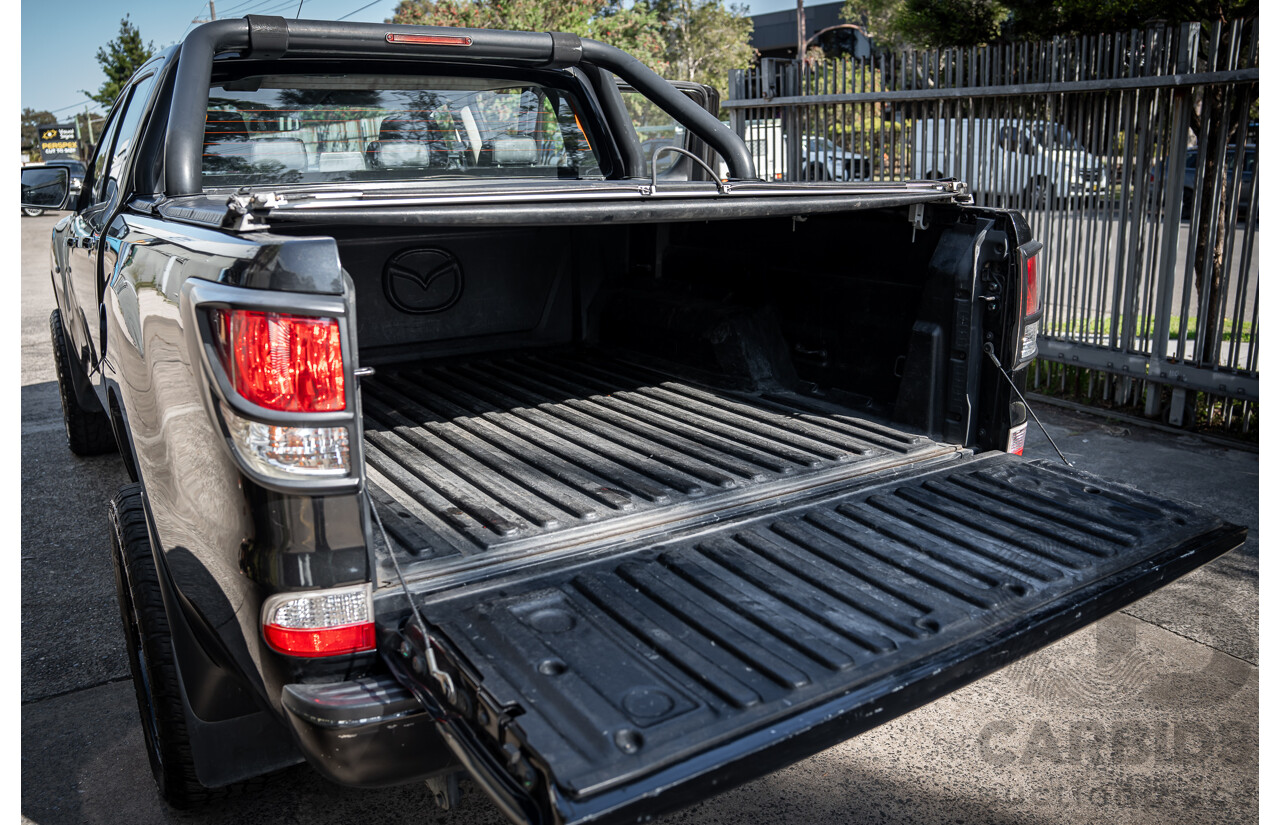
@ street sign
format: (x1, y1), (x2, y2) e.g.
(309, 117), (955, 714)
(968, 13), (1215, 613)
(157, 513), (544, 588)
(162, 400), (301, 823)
(38, 123), (79, 160)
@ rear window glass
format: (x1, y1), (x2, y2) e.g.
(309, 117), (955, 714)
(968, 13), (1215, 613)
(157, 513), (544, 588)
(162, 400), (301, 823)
(201, 74), (602, 188)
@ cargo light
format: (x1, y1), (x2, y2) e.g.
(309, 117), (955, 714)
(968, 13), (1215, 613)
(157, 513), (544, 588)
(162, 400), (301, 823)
(222, 404), (350, 478)
(263, 585), (376, 658)
(211, 309), (345, 413)
(386, 32), (472, 46)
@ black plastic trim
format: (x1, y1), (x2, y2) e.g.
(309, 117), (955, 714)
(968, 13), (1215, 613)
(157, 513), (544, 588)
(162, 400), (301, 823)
(282, 675), (422, 727)
(280, 671), (459, 787)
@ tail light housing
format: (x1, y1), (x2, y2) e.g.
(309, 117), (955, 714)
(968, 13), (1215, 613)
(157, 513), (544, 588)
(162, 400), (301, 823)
(1016, 243), (1043, 366)
(204, 306), (352, 481)
(263, 585), (376, 658)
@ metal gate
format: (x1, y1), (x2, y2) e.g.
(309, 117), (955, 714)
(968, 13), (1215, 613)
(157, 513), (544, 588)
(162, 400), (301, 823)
(725, 19), (1259, 434)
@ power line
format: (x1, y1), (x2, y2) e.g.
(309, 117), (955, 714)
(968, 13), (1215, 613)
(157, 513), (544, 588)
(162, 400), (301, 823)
(46, 99), (102, 115)
(338, 0), (385, 21)
(215, 0), (262, 13)
(179, 0), (212, 39)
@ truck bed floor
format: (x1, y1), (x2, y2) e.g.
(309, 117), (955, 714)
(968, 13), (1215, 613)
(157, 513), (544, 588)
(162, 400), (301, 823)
(361, 350), (956, 575)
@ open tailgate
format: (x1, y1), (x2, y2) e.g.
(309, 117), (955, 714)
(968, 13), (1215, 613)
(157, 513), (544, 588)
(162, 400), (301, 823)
(382, 451), (1244, 825)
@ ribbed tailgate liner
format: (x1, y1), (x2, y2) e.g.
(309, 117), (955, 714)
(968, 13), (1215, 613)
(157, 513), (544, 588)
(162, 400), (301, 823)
(361, 350), (952, 567)
(422, 452), (1241, 805)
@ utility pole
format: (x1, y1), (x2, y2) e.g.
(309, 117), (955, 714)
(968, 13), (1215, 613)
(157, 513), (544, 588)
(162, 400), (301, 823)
(193, 1), (217, 24)
(796, 0), (806, 64)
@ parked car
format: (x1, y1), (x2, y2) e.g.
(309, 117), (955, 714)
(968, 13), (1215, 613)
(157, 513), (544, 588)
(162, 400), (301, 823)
(1145, 143), (1255, 220)
(23, 15), (1244, 824)
(743, 118), (872, 181)
(913, 118), (1109, 206)
(21, 158), (84, 216)
(1182, 144), (1255, 219)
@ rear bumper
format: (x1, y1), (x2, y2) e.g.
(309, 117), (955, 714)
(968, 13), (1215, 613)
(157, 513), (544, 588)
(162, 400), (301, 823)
(281, 674), (458, 787)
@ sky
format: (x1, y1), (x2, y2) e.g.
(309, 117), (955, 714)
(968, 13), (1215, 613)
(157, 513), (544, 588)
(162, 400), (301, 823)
(20, 0), (806, 119)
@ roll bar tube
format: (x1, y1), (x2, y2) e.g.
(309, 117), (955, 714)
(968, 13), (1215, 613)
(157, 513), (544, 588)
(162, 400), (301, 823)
(577, 39), (756, 181)
(166, 16), (757, 195)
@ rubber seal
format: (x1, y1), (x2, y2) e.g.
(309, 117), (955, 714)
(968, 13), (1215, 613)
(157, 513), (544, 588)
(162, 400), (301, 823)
(544, 31), (582, 68)
(246, 15), (290, 60)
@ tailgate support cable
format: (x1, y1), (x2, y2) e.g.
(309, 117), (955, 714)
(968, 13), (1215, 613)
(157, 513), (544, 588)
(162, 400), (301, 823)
(984, 343), (1073, 467)
(367, 491), (457, 706)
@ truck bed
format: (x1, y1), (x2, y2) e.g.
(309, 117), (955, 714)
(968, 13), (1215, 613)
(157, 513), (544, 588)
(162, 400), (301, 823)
(360, 350), (957, 579)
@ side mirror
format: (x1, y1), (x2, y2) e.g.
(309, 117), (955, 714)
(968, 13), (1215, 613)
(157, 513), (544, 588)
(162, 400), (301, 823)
(21, 166), (70, 211)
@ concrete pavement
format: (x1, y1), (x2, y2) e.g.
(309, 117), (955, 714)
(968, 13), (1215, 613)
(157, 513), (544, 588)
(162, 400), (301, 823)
(19, 211), (1258, 824)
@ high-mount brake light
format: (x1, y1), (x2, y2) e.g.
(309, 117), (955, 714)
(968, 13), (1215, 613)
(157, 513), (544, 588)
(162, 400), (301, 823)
(386, 32), (473, 46)
(212, 309), (345, 413)
(262, 585), (376, 658)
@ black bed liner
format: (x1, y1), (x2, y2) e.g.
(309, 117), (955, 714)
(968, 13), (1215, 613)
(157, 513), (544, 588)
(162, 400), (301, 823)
(361, 350), (955, 577)
(382, 449), (1243, 825)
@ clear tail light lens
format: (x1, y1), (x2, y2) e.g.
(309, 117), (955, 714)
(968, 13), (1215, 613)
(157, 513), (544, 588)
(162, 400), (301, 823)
(212, 309), (345, 412)
(222, 404), (350, 479)
(1006, 421), (1028, 455)
(263, 585), (376, 658)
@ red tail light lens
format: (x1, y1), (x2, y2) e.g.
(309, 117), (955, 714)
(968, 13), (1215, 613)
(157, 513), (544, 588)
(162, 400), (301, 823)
(212, 309), (345, 412)
(262, 585), (375, 658)
(1024, 253), (1039, 316)
(264, 623), (376, 657)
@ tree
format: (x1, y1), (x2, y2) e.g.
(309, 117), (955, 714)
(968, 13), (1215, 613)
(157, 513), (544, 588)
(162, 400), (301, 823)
(21, 108), (56, 156)
(83, 16), (154, 108)
(843, 0), (1255, 49)
(647, 0), (754, 93)
(841, 0), (1005, 49)
(389, 0), (755, 91)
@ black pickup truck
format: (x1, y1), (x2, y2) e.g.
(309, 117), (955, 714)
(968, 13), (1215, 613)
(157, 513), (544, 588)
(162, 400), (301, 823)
(24, 15), (1244, 824)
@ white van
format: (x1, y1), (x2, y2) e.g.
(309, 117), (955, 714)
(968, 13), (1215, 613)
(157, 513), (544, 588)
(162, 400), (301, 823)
(742, 118), (870, 182)
(912, 118), (1108, 205)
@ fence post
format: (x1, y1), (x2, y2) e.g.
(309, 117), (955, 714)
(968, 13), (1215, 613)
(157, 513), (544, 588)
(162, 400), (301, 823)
(782, 61), (803, 180)
(729, 68), (745, 139)
(1146, 23), (1199, 417)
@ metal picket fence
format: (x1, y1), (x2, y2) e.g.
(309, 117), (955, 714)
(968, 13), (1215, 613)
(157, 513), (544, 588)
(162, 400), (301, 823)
(726, 19), (1259, 436)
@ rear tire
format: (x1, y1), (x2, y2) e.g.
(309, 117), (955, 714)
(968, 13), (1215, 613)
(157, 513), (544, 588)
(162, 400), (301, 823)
(48, 310), (116, 457)
(111, 485), (257, 808)
(50, 309), (117, 455)
(22, 207), (43, 217)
